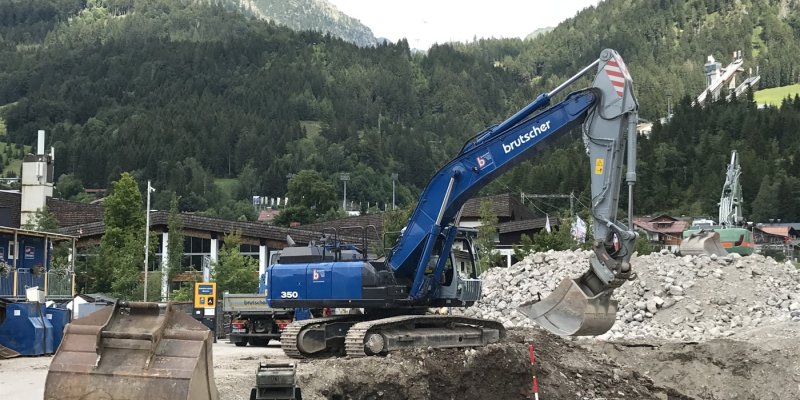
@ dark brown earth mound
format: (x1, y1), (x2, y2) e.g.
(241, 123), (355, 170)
(295, 328), (692, 400)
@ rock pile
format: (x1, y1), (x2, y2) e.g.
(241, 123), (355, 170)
(462, 250), (800, 341)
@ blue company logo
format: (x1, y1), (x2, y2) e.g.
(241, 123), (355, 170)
(502, 120), (552, 154)
(476, 152), (494, 169)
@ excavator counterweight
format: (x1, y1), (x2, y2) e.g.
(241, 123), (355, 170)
(44, 301), (219, 400)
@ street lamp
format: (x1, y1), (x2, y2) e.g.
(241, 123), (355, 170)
(143, 180), (155, 301)
(391, 173), (398, 210)
(340, 173), (350, 212)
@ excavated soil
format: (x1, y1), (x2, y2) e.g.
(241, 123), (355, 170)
(215, 325), (800, 400)
(213, 324), (799, 399)
(291, 328), (690, 400)
(214, 251), (800, 399)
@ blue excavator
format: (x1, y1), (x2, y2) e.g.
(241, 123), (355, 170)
(268, 49), (640, 358)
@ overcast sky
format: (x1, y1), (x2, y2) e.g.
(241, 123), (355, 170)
(329, 0), (602, 50)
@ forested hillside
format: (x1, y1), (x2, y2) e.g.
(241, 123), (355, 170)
(1, 0), (799, 223)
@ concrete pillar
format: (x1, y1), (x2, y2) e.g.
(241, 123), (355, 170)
(161, 232), (169, 300)
(259, 244), (267, 278)
(210, 237), (218, 263)
(204, 236), (218, 282)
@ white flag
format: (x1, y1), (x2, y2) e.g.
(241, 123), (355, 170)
(545, 214), (552, 233)
(572, 216), (587, 243)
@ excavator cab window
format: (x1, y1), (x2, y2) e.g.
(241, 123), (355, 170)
(452, 236), (479, 279)
(441, 256), (454, 286)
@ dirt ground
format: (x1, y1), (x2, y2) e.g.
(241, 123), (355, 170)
(2, 324), (799, 400)
(290, 329), (689, 400)
(585, 322), (800, 400)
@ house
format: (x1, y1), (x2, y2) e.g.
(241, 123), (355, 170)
(459, 193), (536, 228)
(633, 215), (690, 253)
(755, 224), (799, 261)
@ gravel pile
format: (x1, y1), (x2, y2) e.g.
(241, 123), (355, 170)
(461, 249), (800, 341)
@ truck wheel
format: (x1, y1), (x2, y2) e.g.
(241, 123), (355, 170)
(250, 388), (257, 400)
(234, 340), (248, 347)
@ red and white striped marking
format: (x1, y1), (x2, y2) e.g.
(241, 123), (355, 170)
(604, 58), (628, 97)
(529, 343), (539, 400)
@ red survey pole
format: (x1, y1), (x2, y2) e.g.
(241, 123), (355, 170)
(529, 343), (540, 399)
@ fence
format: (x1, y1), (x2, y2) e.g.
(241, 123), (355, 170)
(0, 270), (75, 300)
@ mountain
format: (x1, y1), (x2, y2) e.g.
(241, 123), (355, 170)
(459, 0), (800, 120)
(525, 27), (554, 40)
(1, 0), (800, 223)
(235, 0), (379, 47)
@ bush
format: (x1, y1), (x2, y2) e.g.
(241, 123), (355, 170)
(634, 231), (653, 255)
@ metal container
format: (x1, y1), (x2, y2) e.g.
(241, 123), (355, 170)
(45, 306), (71, 350)
(0, 302), (54, 355)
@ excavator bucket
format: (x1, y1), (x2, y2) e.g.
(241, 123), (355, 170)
(679, 230), (728, 257)
(45, 301), (219, 400)
(518, 278), (618, 336)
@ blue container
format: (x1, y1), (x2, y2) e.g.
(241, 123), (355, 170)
(45, 307), (71, 350)
(0, 302), (54, 355)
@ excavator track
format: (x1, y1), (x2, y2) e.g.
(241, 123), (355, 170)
(280, 315), (366, 359)
(344, 315), (505, 358)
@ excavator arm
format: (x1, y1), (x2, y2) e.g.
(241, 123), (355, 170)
(388, 49), (639, 335)
(719, 150), (743, 227)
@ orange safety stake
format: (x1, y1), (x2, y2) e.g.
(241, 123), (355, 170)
(529, 343), (540, 399)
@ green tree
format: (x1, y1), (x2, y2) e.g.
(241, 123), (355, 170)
(55, 173), (85, 200)
(378, 203), (414, 255)
(170, 284), (194, 301)
(274, 170), (337, 226)
(512, 233), (536, 261)
(528, 217), (577, 252)
(21, 207), (60, 233)
(165, 193), (185, 299)
(750, 177), (780, 222)
(212, 232), (258, 295)
(476, 200), (501, 273)
(99, 172), (147, 299)
(634, 231), (653, 255)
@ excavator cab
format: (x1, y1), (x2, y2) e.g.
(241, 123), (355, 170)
(45, 301), (219, 400)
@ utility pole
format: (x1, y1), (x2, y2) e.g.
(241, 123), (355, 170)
(340, 173), (350, 212)
(143, 180), (155, 302)
(391, 173), (398, 210)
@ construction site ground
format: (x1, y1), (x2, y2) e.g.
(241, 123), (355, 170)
(2, 323), (798, 400)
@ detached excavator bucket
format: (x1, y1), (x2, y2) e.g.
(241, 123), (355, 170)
(679, 230), (728, 257)
(45, 301), (219, 400)
(518, 278), (618, 336)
